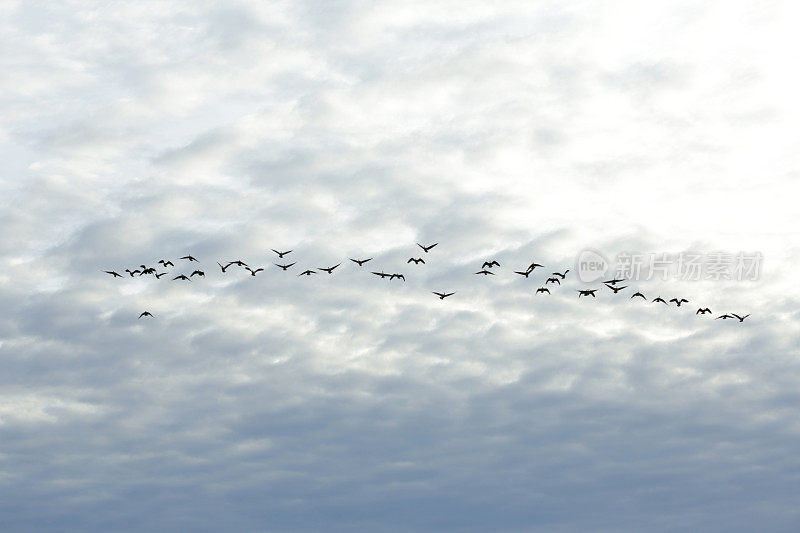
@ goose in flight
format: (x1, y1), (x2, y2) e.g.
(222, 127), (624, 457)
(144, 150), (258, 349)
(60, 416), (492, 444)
(228, 260), (248, 267)
(158, 259), (174, 267)
(272, 249), (292, 258)
(173, 274), (191, 281)
(417, 242), (438, 253)
(696, 308), (712, 315)
(526, 262), (544, 272)
(154, 272), (168, 279)
(104, 270), (123, 278)
(669, 298), (689, 307)
(630, 291), (646, 299)
(652, 297), (667, 304)
(217, 262), (232, 273)
(545, 277), (561, 285)
(732, 313), (750, 322)
(605, 284), (627, 294)
(577, 289), (597, 297)
(552, 270), (569, 279)
(138, 311), (154, 319)
(536, 287), (550, 294)
(319, 263), (341, 274)
(514, 270), (532, 278)
(245, 267), (264, 276)
(371, 271), (390, 278)
(603, 278), (625, 286)
(125, 269), (141, 277)
(482, 260), (500, 269)
(432, 291), (455, 299)
(142, 267), (156, 275)
(190, 270), (205, 277)
(275, 262), (296, 270)
(180, 255), (198, 262)
(408, 257), (425, 264)
(350, 258), (372, 266)
(475, 270), (495, 275)
(298, 269), (316, 276)
(716, 314), (734, 320)
(389, 273), (406, 281)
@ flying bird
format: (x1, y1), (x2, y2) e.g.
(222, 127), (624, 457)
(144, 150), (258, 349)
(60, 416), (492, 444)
(138, 311), (153, 319)
(319, 263), (341, 274)
(180, 255), (198, 262)
(298, 270), (316, 276)
(104, 270), (123, 278)
(371, 271), (390, 278)
(545, 277), (561, 285)
(536, 287), (550, 294)
(190, 270), (205, 277)
(389, 273), (405, 281)
(475, 270), (495, 275)
(732, 313), (750, 322)
(432, 291), (455, 299)
(670, 298), (689, 307)
(696, 308), (712, 315)
(526, 262), (544, 272)
(125, 269), (140, 277)
(552, 270), (569, 279)
(630, 291), (646, 299)
(245, 267), (264, 276)
(408, 258), (425, 264)
(228, 260), (248, 267)
(173, 275), (191, 281)
(653, 297), (667, 304)
(272, 249), (292, 258)
(716, 314), (734, 320)
(482, 260), (500, 269)
(350, 258), (372, 266)
(275, 262), (296, 270)
(417, 242), (438, 253)
(605, 284), (628, 294)
(154, 272), (167, 279)
(603, 278), (625, 285)
(577, 289), (597, 297)
(217, 262), (231, 273)
(158, 259), (174, 267)
(514, 270), (532, 278)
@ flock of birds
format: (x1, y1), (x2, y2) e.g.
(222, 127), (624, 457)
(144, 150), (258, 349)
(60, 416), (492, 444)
(102, 243), (750, 323)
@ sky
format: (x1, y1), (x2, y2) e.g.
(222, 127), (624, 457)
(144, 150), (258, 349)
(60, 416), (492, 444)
(1, 0), (800, 531)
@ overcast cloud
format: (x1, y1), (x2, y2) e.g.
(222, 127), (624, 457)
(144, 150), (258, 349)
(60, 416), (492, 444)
(1, 1), (800, 531)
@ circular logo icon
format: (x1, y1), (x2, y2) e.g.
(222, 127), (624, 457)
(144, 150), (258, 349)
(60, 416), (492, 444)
(577, 249), (609, 283)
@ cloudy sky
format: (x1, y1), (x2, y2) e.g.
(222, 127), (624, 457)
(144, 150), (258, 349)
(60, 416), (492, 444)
(2, 1), (800, 531)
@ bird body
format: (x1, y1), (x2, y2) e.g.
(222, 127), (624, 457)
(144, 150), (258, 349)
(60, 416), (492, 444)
(190, 270), (205, 277)
(371, 271), (390, 278)
(552, 270), (569, 279)
(653, 297), (667, 304)
(536, 287), (550, 294)
(104, 270), (123, 278)
(158, 259), (174, 267)
(417, 242), (438, 253)
(350, 258), (372, 266)
(408, 258), (425, 264)
(319, 263), (341, 274)
(631, 292), (646, 299)
(696, 308), (711, 315)
(389, 273), (405, 281)
(514, 270), (531, 278)
(272, 249), (292, 258)
(577, 289), (597, 297)
(180, 255), (198, 262)
(275, 262), (296, 270)
(482, 260), (500, 269)
(138, 311), (153, 319)
(670, 298), (689, 307)
(527, 262), (544, 272)
(245, 267), (264, 276)
(173, 275), (191, 281)
(605, 284), (627, 294)
(432, 291), (455, 299)
(732, 313), (750, 322)
(545, 277), (561, 285)
(299, 270), (316, 276)
(475, 270), (495, 275)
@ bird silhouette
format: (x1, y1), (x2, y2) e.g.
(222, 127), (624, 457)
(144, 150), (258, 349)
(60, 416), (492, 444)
(552, 270), (569, 279)
(605, 284), (627, 294)
(630, 291), (646, 299)
(526, 262), (544, 272)
(275, 262), (296, 270)
(138, 311), (153, 319)
(173, 275), (191, 281)
(158, 259), (174, 267)
(228, 260), (248, 267)
(371, 271), (390, 278)
(272, 249), (292, 258)
(350, 258), (372, 266)
(298, 270), (316, 276)
(125, 269), (140, 277)
(577, 289), (597, 297)
(389, 273), (405, 281)
(432, 291), (455, 299)
(190, 270), (205, 277)
(142, 267), (156, 275)
(245, 267), (264, 276)
(545, 277), (561, 285)
(417, 242), (438, 253)
(217, 262), (231, 273)
(536, 287), (551, 294)
(154, 272), (167, 279)
(482, 260), (500, 268)
(104, 270), (123, 278)
(180, 255), (198, 262)
(716, 314), (734, 320)
(514, 270), (532, 278)
(653, 297), (667, 304)
(475, 270), (495, 275)
(696, 308), (712, 315)
(408, 258), (425, 264)
(603, 278), (625, 285)
(319, 263), (341, 274)
(732, 313), (750, 322)
(669, 298), (689, 307)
